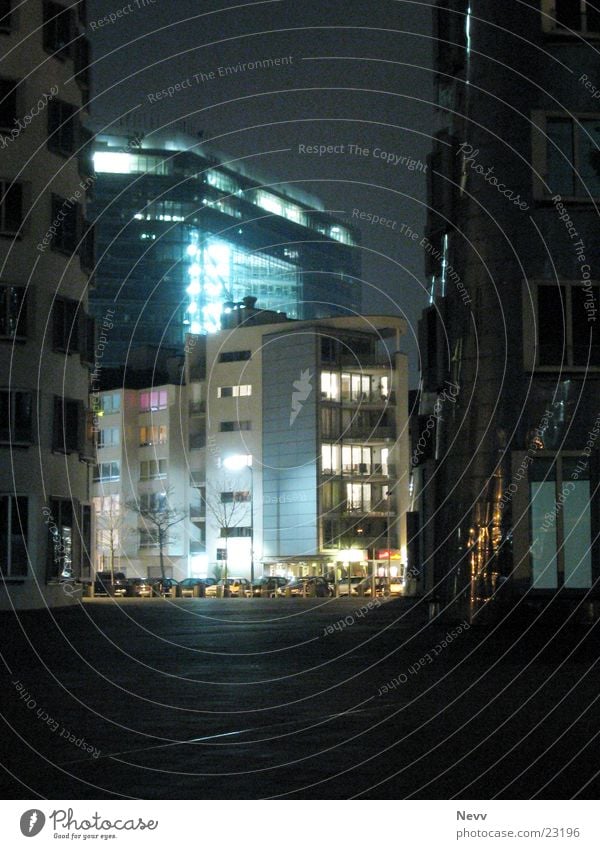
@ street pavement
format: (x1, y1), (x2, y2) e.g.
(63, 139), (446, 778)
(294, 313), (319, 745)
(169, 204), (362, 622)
(1, 597), (599, 799)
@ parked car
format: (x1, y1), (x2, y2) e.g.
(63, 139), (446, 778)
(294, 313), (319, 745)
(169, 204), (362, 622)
(334, 576), (366, 597)
(276, 577), (333, 598)
(179, 578), (209, 598)
(126, 577), (153, 597)
(247, 576), (289, 597)
(355, 576), (403, 597)
(205, 578), (251, 597)
(150, 577), (179, 596)
(94, 572), (128, 596)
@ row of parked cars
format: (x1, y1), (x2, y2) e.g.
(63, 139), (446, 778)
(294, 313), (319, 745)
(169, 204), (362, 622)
(93, 573), (403, 598)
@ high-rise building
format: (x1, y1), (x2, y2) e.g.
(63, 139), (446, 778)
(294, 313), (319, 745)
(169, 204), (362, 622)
(0, 0), (94, 609)
(418, 1), (600, 618)
(89, 130), (361, 368)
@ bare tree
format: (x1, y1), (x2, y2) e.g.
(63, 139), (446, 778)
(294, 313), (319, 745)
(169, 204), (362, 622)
(127, 487), (187, 583)
(201, 479), (250, 582)
(94, 497), (133, 586)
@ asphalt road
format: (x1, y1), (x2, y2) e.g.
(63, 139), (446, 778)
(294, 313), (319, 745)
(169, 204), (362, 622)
(1, 597), (599, 799)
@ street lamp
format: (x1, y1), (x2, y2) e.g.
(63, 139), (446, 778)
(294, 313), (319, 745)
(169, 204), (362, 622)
(223, 454), (254, 583)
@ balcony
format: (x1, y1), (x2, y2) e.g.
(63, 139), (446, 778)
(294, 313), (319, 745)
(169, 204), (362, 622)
(189, 400), (206, 415)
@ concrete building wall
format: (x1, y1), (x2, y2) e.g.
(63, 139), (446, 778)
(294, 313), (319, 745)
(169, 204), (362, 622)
(0, 1), (93, 609)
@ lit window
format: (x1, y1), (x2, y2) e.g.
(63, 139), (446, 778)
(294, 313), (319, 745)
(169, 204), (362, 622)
(139, 390), (168, 412)
(321, 371), (340, 401)
(92, 152), (132, 173)
(254, 190), (309, 227)
(139, 425), (167, 446)
(321, 443), (340, 474)
(217, 384), (252, 398)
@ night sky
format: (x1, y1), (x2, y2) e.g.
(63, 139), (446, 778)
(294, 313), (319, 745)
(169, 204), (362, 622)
(87, 0), (434, 382)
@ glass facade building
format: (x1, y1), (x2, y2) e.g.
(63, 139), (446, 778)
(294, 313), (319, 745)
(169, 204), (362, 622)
(90, 132), (361, 366)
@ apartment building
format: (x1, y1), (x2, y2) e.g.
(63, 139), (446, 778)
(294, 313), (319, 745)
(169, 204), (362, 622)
(91, 382), (195, 581)
(186, 304), (411, 583)
(0, 1), (94, 609)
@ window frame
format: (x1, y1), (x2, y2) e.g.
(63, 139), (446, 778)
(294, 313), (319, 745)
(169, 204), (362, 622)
(0, 178), (24, 236)
(50, 193), (79, 254)
(42, 0), (74, 59)
(139, 459), (167, 480)
(0, 494), (28, 578)
(47, 98), (77, 157)
(52, 396), (82, 454)
(52, 296), (80, 353)
(532, 110), (600, 200)
(0, 76), (18, 134)
(139, 389), (168, 412)
(92, 461), (120, 482)
(524, 280), (600, 371)
(0, 388), (33, 445)
(541, 0), (600, 35)
(0, 283), (27, 340)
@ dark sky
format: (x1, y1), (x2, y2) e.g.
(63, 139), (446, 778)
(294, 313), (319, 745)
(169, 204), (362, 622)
(87, 0), (435, 383)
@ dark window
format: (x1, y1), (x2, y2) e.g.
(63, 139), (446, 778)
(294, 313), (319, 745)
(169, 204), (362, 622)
(52, 297), (79, 352)
(553, 0), (600, 31)
(0, 1), (13, 33)
(0, 495), (28, 577)
(0, 390), (33, 443)
(219, 420), (251, 432)
(93, 461), (120, 482)
(0, 179), (23, 234)
(218, 350), (251, 363)
(220, 526), (252, 538)
(555, 0), (581, 29)
(43, 1), (73, 58)
(83, 314), (94, 363)
(321, 337), (338, 363)
(537, 284), (600, 366)
(0, 284), (27, 338)
(51, 194), (79, 253)
(547, 116), (600, 197)
(220, 491), (250, 503)
(52, 396), (81, 453)
(572, 285), (600, 364)
(538, 285), (566, 366)
(0, 77), (17, 132)
(47, 497), (74, 579)
(77, 0), (87, 26)
(47, 99), (76, 156)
